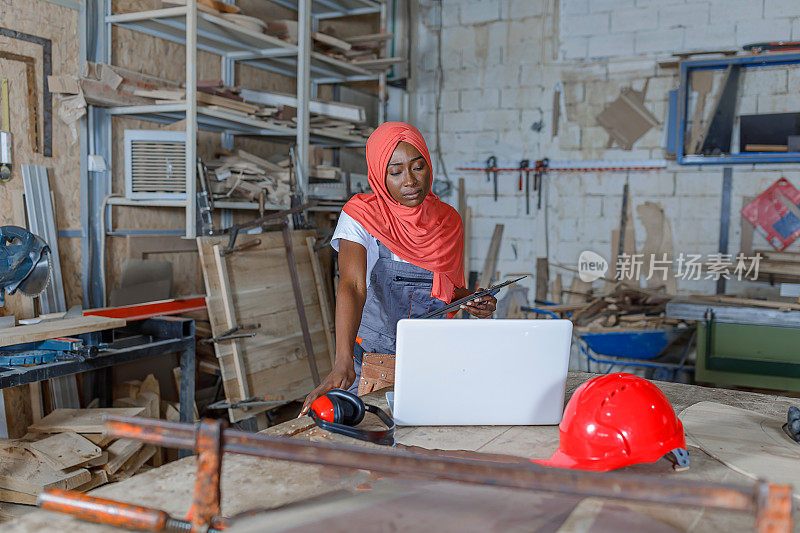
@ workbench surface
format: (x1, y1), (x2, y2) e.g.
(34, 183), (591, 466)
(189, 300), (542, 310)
(2, 372), (798, 532)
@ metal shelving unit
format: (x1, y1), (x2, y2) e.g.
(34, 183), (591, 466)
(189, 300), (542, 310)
(95, 0), (387, 238)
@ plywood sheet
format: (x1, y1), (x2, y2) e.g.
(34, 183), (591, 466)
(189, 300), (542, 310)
(197, 230), (332, 422)
(29, 407), (145, 434)
(679, 401), (800, 498)
(0, 316), (125, 347)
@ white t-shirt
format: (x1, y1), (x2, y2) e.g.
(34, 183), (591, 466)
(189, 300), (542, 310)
(331, 211), (407, 287)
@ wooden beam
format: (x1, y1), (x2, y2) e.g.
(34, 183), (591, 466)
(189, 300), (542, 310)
(212, 245), (251, 401)
(536, 258), (549, 302)
(479, 225), (504, 289)
(0, 316), (125, 348)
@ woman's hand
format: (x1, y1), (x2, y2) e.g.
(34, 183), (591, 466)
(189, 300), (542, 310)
(462, 287), (497, 318)
(299, 362), (357, 416)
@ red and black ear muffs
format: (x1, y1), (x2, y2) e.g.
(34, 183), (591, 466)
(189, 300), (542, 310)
(309, 389), (395, 446)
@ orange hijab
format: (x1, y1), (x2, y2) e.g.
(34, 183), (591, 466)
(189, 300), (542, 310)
(343, 122), (464, 303)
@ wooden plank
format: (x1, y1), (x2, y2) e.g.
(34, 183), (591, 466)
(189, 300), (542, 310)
(104, 439), (143, 475)
(212, 244), (251, 401)
(479, 225), (504, 290)
(29, 383), (43, 424)
(0, 316), (126, 348)
(82, 433), (115, 448)
(196, 91), (259, 114)
(536, 258), (549, 302)
(306, 237), (336, 368)
(458, 179), (471, 313)
(566, 276), (592, 304)
(29, 408), (145, 434)
(688, 294), (800, 311)
(744, 144), (787, 152)
(755, 249), (800, 263)
(758, 260), (800, 277)
(86, 451), (109, 467)
(549, 273), (562, 303)
(74, 469), (108, 492)
(463, 206), (471, 281)
(122, 444), (156, 474)
(2, 385), (32, 439)
(312, 31), (352, 51)
(0, 454), (90, 495)
(0, 487), (38, 505)
(343, 32), (394, 44)
(27, 432), (101, 470)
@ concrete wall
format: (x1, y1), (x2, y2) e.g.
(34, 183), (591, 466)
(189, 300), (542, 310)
(409, 0), (800, 298)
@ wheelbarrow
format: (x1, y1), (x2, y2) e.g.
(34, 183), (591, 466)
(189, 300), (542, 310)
(522, 306), (695, 382)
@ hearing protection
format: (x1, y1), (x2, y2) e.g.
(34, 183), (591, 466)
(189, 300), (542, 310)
(309, 389), (395, 446)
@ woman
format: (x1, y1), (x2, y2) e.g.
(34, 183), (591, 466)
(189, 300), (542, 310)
(300, 122), (496, 414)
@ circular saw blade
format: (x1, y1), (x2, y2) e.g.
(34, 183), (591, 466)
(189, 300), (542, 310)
(18, 249), (52, 298)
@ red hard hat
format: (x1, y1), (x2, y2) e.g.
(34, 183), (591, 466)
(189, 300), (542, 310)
(532, 373), (688, 472)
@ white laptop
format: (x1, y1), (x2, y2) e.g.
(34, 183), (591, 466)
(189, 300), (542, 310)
(389, 319), (572, 426)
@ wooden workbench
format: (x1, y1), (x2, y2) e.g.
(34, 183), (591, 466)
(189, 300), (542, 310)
(2, 372), (798, 532)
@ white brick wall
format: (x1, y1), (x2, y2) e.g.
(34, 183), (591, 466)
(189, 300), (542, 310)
(410, 0), (800, 300)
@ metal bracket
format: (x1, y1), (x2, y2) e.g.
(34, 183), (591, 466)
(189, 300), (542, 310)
(204, 323), (261, 344)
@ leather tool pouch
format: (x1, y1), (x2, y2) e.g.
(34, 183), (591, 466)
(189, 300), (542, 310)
(357, 353), (395, 396)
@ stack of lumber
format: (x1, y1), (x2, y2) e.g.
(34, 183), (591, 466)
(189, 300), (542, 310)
(335, 32), (405, 71)
(196, 230), (335, 423)
(130, 83), (374, 143)
(302, 115), (375, 141)
(131, 86), (262, 117)
(0, 405), (151, 505)
(259, 21), (404, 71)
(48, 62), (182, 124)
(206, 149), (294, 206)
(753, 249), (800, 284)
(570, 288), (690, 332)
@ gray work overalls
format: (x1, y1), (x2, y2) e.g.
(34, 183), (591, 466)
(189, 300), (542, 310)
(349, 240), (448, 393)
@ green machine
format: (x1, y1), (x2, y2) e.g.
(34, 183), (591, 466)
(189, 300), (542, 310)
(666, 300), (800, 392)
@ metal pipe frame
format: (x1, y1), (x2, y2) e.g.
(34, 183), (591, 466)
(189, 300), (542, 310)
(101, 416), (792, 532)
(104, 6), (189, 23)
(185, 0), (197, 238)
(313, 74), (381, 84)
(226, 49), (298, 60)
(295, 0), (311, 199)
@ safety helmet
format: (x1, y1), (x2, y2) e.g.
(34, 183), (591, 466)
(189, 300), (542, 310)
(532, 373), (689, 472)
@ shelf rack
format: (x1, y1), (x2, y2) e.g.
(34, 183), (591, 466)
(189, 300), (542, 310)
(677, 52), (800, 165)
(94, 0), (388, 238)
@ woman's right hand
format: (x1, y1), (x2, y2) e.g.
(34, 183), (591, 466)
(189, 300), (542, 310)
(299, 362), (357, 417)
